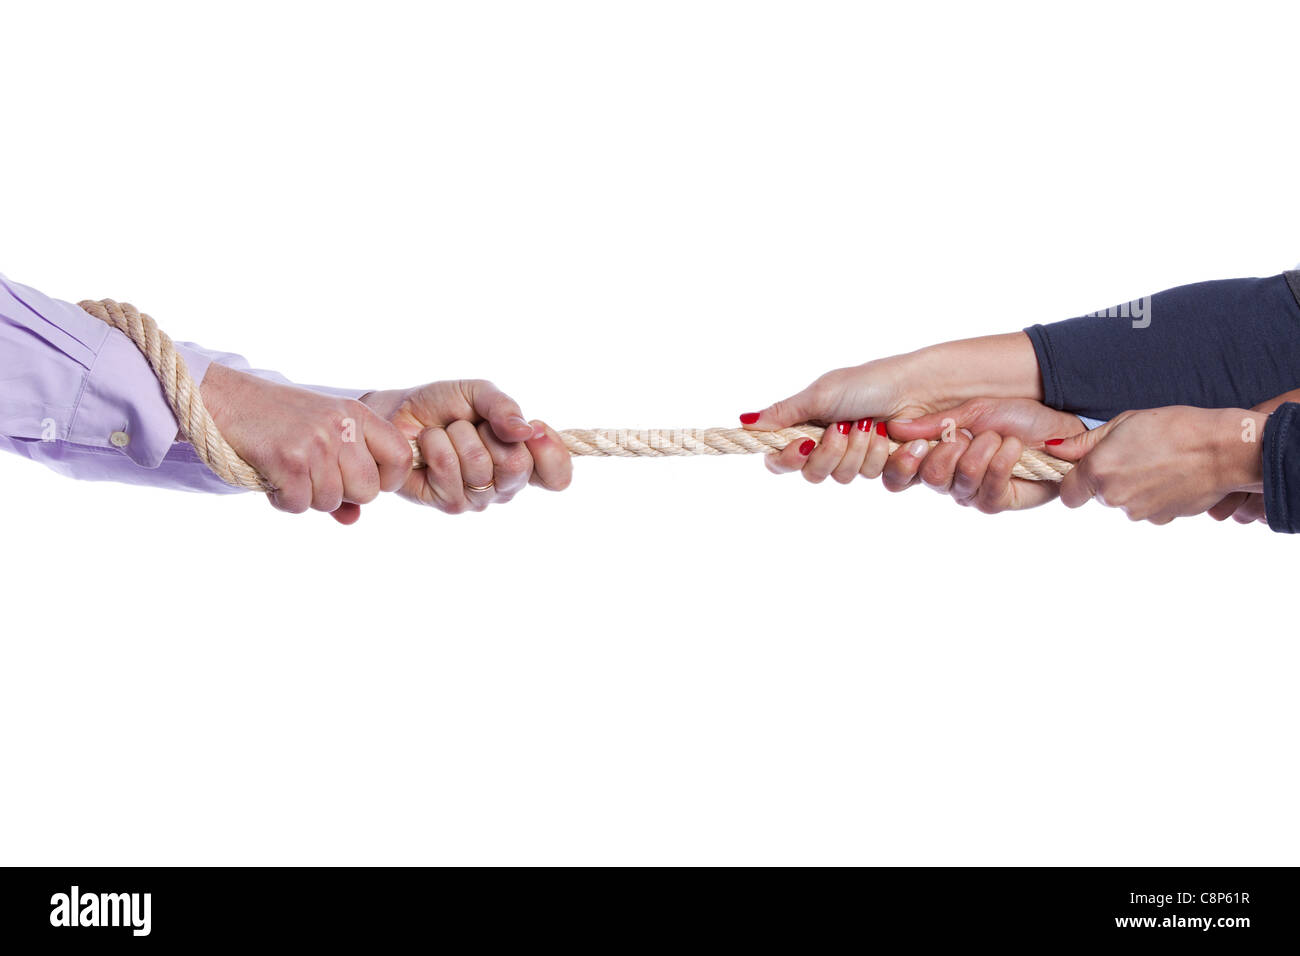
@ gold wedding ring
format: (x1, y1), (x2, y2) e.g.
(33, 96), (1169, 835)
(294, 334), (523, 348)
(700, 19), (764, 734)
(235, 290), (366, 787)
(464, 480), (495, 493)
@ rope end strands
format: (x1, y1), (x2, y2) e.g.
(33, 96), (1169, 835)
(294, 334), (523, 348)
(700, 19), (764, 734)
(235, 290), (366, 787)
(79, 298), (1075, 488)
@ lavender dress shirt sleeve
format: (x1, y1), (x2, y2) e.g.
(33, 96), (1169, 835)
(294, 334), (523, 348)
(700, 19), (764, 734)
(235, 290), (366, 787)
(0, 272), (367, 493)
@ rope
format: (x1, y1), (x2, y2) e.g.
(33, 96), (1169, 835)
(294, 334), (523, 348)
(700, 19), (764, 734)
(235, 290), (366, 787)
(78, 298), (1075, 490)
(551, 427), (1073, 481)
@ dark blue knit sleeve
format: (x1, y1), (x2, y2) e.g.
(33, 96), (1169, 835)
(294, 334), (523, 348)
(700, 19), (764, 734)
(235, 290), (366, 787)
(1024, 272), (1300, 421)
(1262, 402), (1300, 533)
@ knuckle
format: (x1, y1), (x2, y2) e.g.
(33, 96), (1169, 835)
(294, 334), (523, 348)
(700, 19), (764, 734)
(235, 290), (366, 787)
(352, 479), (381, 504)
(808, 379), (835, 406)
(503, 448), (532, 477)
(882, 474), (910, 493)
(276, 488), (310, 514)
(919, 456), (949, 487)
(339, 398), (368, 423)
(390, 442), (414, 473)
(278, 447), (312, 476)
(430, 448), (460, 475)
(961, 397), (991, 422)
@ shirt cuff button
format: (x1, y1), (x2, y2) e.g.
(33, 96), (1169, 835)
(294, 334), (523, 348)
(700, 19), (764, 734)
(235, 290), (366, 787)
(109, 430), (131, 448)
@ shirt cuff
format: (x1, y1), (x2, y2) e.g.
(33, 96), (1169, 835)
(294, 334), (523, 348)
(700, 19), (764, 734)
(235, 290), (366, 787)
(66, 326), (197, 469)
(70, 332), (368, 471)
(1261, 403), (1300, 533)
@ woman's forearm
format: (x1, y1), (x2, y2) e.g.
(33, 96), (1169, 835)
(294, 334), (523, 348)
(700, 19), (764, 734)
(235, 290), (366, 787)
(905, 332), (1044, 409)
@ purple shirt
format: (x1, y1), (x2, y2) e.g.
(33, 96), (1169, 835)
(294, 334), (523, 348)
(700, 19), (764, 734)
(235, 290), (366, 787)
(0, 273), (364, 493)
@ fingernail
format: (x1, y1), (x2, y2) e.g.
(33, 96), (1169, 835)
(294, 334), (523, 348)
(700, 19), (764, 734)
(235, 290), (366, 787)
(856, 418), (871, 432)
(1045, 438), (1064, 446)
(740, 412), (760, 425)
(836, 421), (851, 435)
(876, 422), (887, 437)
(508, 415), (531, 430)
(908, 440), (929, 457)
(893, 418), (913, 424)
(798, 439), (815, 456)
(530, 425), (548, 441)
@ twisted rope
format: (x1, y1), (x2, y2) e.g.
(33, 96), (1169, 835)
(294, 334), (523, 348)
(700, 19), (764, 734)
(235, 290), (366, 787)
(78, 298), (1075, 490)
(551, 426), (1073, 481)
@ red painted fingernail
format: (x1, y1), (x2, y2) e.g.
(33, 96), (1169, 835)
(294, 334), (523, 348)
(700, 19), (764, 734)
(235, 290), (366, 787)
(876, 421), (887, 437)
(798, 439), (815, 456)
(1045, 438), (1064, 446)
(836, 421), (851, 435)
(856, 418), (871, 432)
(739, 412), (760, 425)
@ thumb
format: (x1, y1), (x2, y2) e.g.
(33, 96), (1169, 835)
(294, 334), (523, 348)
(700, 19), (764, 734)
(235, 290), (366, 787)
(462, 380), (537, 443)
(330, 502), (362, 525)
(887, 402), (981, 441)
(741, 384), (828, 431)
(1040, 419), (1116, 462)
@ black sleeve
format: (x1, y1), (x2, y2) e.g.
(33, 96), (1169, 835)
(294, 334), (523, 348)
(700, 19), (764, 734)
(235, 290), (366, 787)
(1262, 402), (1300, 533)
(1024, 272), (1300, 421)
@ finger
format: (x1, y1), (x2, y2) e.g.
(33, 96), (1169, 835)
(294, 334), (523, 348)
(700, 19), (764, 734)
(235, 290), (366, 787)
(330, 503), (362, 525)
(916, 429), (971, 494)
(477, 421), (533, 498)
(973, 436), (1023, 514)
(950, 431), (1002, 504)
(860, 419), (890, 479)
(461, 380), (536, 444)
(308, 459), (344, 514)
(1042, 418), (1118, 462)
(413, 426), (470, 513)
(1234, 495), (1267, 524)
(526, 421), (573, 491)
(339, 436), (383, 505)
(881, 439), (931, 493)
(1058, 461), (1097, 509)
(888, 405), (977, 442)
(447, 419), (495, 511)
(830, 418), (873, 484)
(363, 412), (415, 493)
(802, 421), (851, 483)
(765, 436), (816, 474)
(1208, 492), (1248, 522)
(266, 473), (312, 515)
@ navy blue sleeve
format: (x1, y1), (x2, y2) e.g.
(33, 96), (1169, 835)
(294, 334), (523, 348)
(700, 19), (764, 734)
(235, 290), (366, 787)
(1262, 402), (1300, 533)
(1024, 272), (1300, 421)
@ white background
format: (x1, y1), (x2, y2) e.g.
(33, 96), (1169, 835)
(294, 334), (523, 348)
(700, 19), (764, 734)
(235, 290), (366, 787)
(2, 0), (1297, 865)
